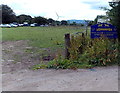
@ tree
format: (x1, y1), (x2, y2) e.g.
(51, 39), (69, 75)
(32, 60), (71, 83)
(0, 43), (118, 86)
(1, 4), (16, 24)
(93, 17), (98, 25)
(108, 1), (120, 42)
(47, 18), (55, 25)
(93, 15), (108, 25)
(0, 5), (2, 24)
(88, 21), (94, 26)
(107, 1), (120, 64)
(17, 14), (32, 24)
(33, 16), (48, 25)
(55, 21), (61, 26)
(61, 20), (68, 25)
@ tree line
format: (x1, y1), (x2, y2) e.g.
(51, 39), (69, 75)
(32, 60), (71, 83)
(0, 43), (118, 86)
(0, 4), (94, 26)
(0, 4), (69, 25)
(0, 2), (119, 29)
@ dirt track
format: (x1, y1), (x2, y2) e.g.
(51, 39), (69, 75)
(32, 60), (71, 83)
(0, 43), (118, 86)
(2, 41), (119, 91)
(2, 66), (118, 91)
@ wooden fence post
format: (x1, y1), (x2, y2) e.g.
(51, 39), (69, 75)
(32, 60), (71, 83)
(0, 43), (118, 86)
(85, 25), (88, 36)
(65, 33), (70, 59)
(82, 33), (85, 38)
(78, 33), (85, 54)
(113, 38), (116, 44)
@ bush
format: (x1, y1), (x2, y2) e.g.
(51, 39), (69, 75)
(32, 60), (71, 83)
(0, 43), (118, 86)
(85, 38), (118, 66)
(68, 34), (118, 67)
(33, 34), (118, 70)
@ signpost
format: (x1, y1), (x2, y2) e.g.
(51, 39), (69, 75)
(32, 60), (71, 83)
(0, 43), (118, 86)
(91, 23), (118, 39)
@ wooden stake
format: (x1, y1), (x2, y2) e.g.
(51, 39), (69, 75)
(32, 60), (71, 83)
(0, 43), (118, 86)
(65, 33), (70, 59)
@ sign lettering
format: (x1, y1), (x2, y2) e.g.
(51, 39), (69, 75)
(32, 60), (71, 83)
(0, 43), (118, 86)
(91, 23), (118, 39)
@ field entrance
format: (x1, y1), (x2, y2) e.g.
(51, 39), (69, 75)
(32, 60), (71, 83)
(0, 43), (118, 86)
(2, 26), (86, 72)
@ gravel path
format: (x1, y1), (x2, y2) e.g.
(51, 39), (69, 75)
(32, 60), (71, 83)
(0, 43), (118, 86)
(2, 66), (118, 91)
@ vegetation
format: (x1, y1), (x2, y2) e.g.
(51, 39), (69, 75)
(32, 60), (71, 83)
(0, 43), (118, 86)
(0, 4), (93, 26)
(2, 26), (84, 48)
(1, 2), (119, 69)
(0, 4), (16, 24)
(32, 32), (118, 70)
(0, 4), (68, 26)
(108, 1), (120, 42)
(2, 26), (118, 70)
(107, 1), (120, 65)
(0, 4), (56, 25)
(17, 14), (32, 24)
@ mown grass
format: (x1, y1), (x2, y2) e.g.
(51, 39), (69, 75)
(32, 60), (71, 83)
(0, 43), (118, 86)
(2, 26), (86, 48)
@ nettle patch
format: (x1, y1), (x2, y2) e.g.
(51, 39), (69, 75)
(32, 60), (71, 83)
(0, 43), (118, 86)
(33, 34), (118, 70)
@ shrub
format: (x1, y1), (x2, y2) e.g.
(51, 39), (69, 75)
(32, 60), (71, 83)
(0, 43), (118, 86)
(69, 34), (86, 60)
(83, 37), (118, 66)
(68, 34), (118, 67)
(33, 34), (118, 70)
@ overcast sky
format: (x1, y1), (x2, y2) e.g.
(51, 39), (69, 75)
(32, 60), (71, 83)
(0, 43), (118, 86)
(1, 0), (112, 20)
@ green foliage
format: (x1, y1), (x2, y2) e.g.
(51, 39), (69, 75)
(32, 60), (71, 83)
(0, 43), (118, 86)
(32, 64), (48, 70)
(33, 16), (48, 25)
(47, 57), (72, 69)
(33, 34), (118, 70)
(68, 34), (86, 60)
(17, 14), (32, 24)
(1, 4), (16, 24)
(33, 55), (92, 70)
(61, 20), (68, 25)
(85, 38), (118, 66)
(108, 2), (120, 41)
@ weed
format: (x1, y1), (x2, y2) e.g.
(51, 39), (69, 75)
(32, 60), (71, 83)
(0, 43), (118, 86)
(32, 64), (48, 70)
(24, 48), (33, 53)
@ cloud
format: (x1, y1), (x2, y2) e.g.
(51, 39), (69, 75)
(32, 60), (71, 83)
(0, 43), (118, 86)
(81, 0), (111, 10)
(0, 0), (111, 20)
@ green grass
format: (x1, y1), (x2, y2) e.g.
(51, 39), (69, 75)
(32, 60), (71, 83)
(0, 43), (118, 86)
(2, 26), (86, 48)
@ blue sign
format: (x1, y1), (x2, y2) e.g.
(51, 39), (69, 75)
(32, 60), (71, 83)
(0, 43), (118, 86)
(91, 23), (118, 39)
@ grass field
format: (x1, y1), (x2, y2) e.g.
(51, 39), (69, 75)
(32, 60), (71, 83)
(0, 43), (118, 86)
(2, 26), (118, 69)
(2, 26), (87, 48)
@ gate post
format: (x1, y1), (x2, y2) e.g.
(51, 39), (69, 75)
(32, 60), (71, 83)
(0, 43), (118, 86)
(65, 33), (70, 59)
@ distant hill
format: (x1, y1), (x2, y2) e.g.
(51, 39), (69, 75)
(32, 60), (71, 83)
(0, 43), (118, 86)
(67, 20), (87, 24)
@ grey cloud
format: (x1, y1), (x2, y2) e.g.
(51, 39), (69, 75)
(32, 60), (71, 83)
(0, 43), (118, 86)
(82, 1), (109, 10)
